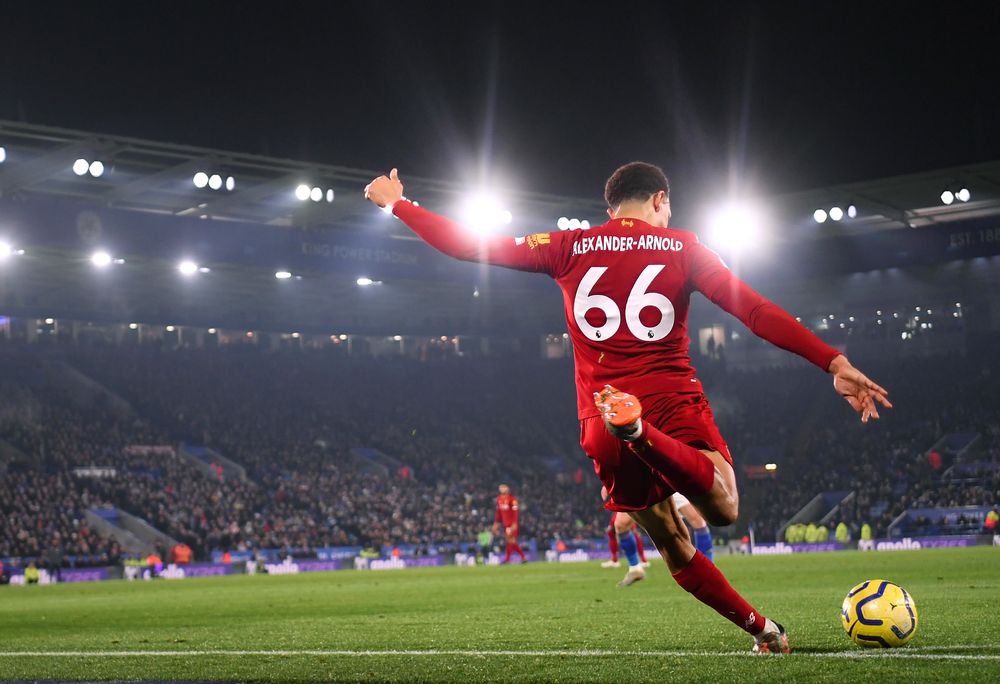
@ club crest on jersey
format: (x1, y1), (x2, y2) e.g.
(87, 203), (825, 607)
(526, 233), (551, 249)
(621, 220), (634, 227)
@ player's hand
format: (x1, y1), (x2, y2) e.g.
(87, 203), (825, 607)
(364, 167), (404, 209)
(492, 523), (500, 535)
(828, 355), (893, 424)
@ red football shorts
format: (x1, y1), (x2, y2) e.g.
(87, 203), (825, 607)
(580, 392), (733, 512)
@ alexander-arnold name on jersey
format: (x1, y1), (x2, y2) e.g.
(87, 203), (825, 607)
(571, 234), (684, 256)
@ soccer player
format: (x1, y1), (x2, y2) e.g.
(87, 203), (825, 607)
(365, 163), (891, 654)
(600, 486), (649, 586)
(493, 484), (526, 563)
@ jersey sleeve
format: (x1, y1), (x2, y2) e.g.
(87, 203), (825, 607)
(392, 200), (564, 275)
(687, 237), (841, 371)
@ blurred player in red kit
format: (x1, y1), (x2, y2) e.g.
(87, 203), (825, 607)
(365, 163), (891, 654)
(494, 484), (526, 563)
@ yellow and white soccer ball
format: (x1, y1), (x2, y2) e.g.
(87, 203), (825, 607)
(841, 579), (918, 647)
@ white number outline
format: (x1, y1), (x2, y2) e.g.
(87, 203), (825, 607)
(573, 265), (675, 342)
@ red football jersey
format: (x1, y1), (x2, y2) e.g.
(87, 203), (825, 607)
(495, 494), (519, 527)
(393, 202), (840, 419)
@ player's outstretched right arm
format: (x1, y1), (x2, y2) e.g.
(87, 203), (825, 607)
(364, 168), (559, 274)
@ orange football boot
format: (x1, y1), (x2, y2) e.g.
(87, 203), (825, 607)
(593, 385), (643, 436)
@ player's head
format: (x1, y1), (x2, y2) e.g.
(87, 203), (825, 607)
(604, 161), (671, 227)
(498, 483), (510, 495)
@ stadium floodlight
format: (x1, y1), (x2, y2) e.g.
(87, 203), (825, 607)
(940, 190), (955, 205)
(0, 241), (10, 259)
(208, 328), (217, 334)
(295, 184), (311, 201)
(208, 174), (223, 190)
(128, 323), (138, 330)
(0, 146), (6, 163)
(166, 325), (176, 332)
(356, 277), (374, 286)
(581, 220), (590, 229)
(275, 270), (292, 280)
(291, 332), (301, 339)
(956, 188), (971, 202)
(310, 186), (322, 202)
(568, 218), (581, 230)
(708, 202), (762, 251)
(339, 334), (348, 340)
(460, 191), (511, 234)
(193, 172), (209, 189)
(91, 250), (113, 268)
(89, 161), (105, 178)
(813, 208), (828, 223)
(764, 463), (777, 471)
(393, 335), (403, 341)
(557, 217), (570, 230)
(44, 318), (54, 325)
(198, 266), (211, 273)
(178, 260), (199, 276)
(73, 159), (90, 176)
(225, 176), (235, 192)
(326, 189), (334, 203)
(847, 205), (857, 219)
(829, 206), (844, 222)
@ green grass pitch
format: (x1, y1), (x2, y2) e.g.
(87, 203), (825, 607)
(1, 547), (997, 682)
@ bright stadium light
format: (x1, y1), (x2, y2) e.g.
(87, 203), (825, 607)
(326, 189), (334, 203)
(73, 159), (90, 176)
(392, 335), (402, 341)
(291, 332), (301, 339)
(708, 202), (762, 250)
(829, 206), (844, 222)
(193, 172), (209, 189)
(208, 328), (217, 334)
(813, 209), (828, 223)
(310, 186), (322, 202)
(166, 325), (176, 332)
(557, 217), (570, 230)
(568, 218), (581, 230)
(0, 146), (6, 163)
(764, 463), (778, 471)
(89, 161), (105, 177)
(198, 266), (211, 273)
(91, 250), (112, 268)
(339, 334), (348, 340)
(128, 323), (138, 330)
(847, 205), (857, 219)
(941, 190), (955, 205)
(295, 184), (311, 201)
(225, 176), (235, 191)
(178, 260), (199, 276)
(580, 220), (590, 229)
(275, 270), (292, 280)
(208, 174), (223, 190)
(356, 277), (374, 286)
(0, 241), (11, 259)
(460, 191), (511, 234)
(956, 188), (971, 202)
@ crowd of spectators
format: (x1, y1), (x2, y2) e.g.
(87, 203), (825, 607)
(2, 341), (997, 567)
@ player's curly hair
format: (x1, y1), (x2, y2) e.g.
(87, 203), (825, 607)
(604, 162), (670, 208)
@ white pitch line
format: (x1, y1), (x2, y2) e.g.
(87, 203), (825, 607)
(0, 649), (997, 661)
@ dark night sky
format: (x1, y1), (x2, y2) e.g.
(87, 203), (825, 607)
(2, 1), (999, 209)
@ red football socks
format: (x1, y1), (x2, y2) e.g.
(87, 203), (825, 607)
(633, 531), (647, 563)
(505, 543), (526, 562)
(628, 423), (715, 497)
(672, 550), (765, 636)
(607, 528), (619, 562)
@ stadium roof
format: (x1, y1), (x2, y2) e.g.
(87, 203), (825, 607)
(2, 119), (999, 241)
(0, 119), (607, 234)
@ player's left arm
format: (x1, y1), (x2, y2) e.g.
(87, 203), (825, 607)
(688, 239), (891, 422)
(365, 168), (564, 275)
